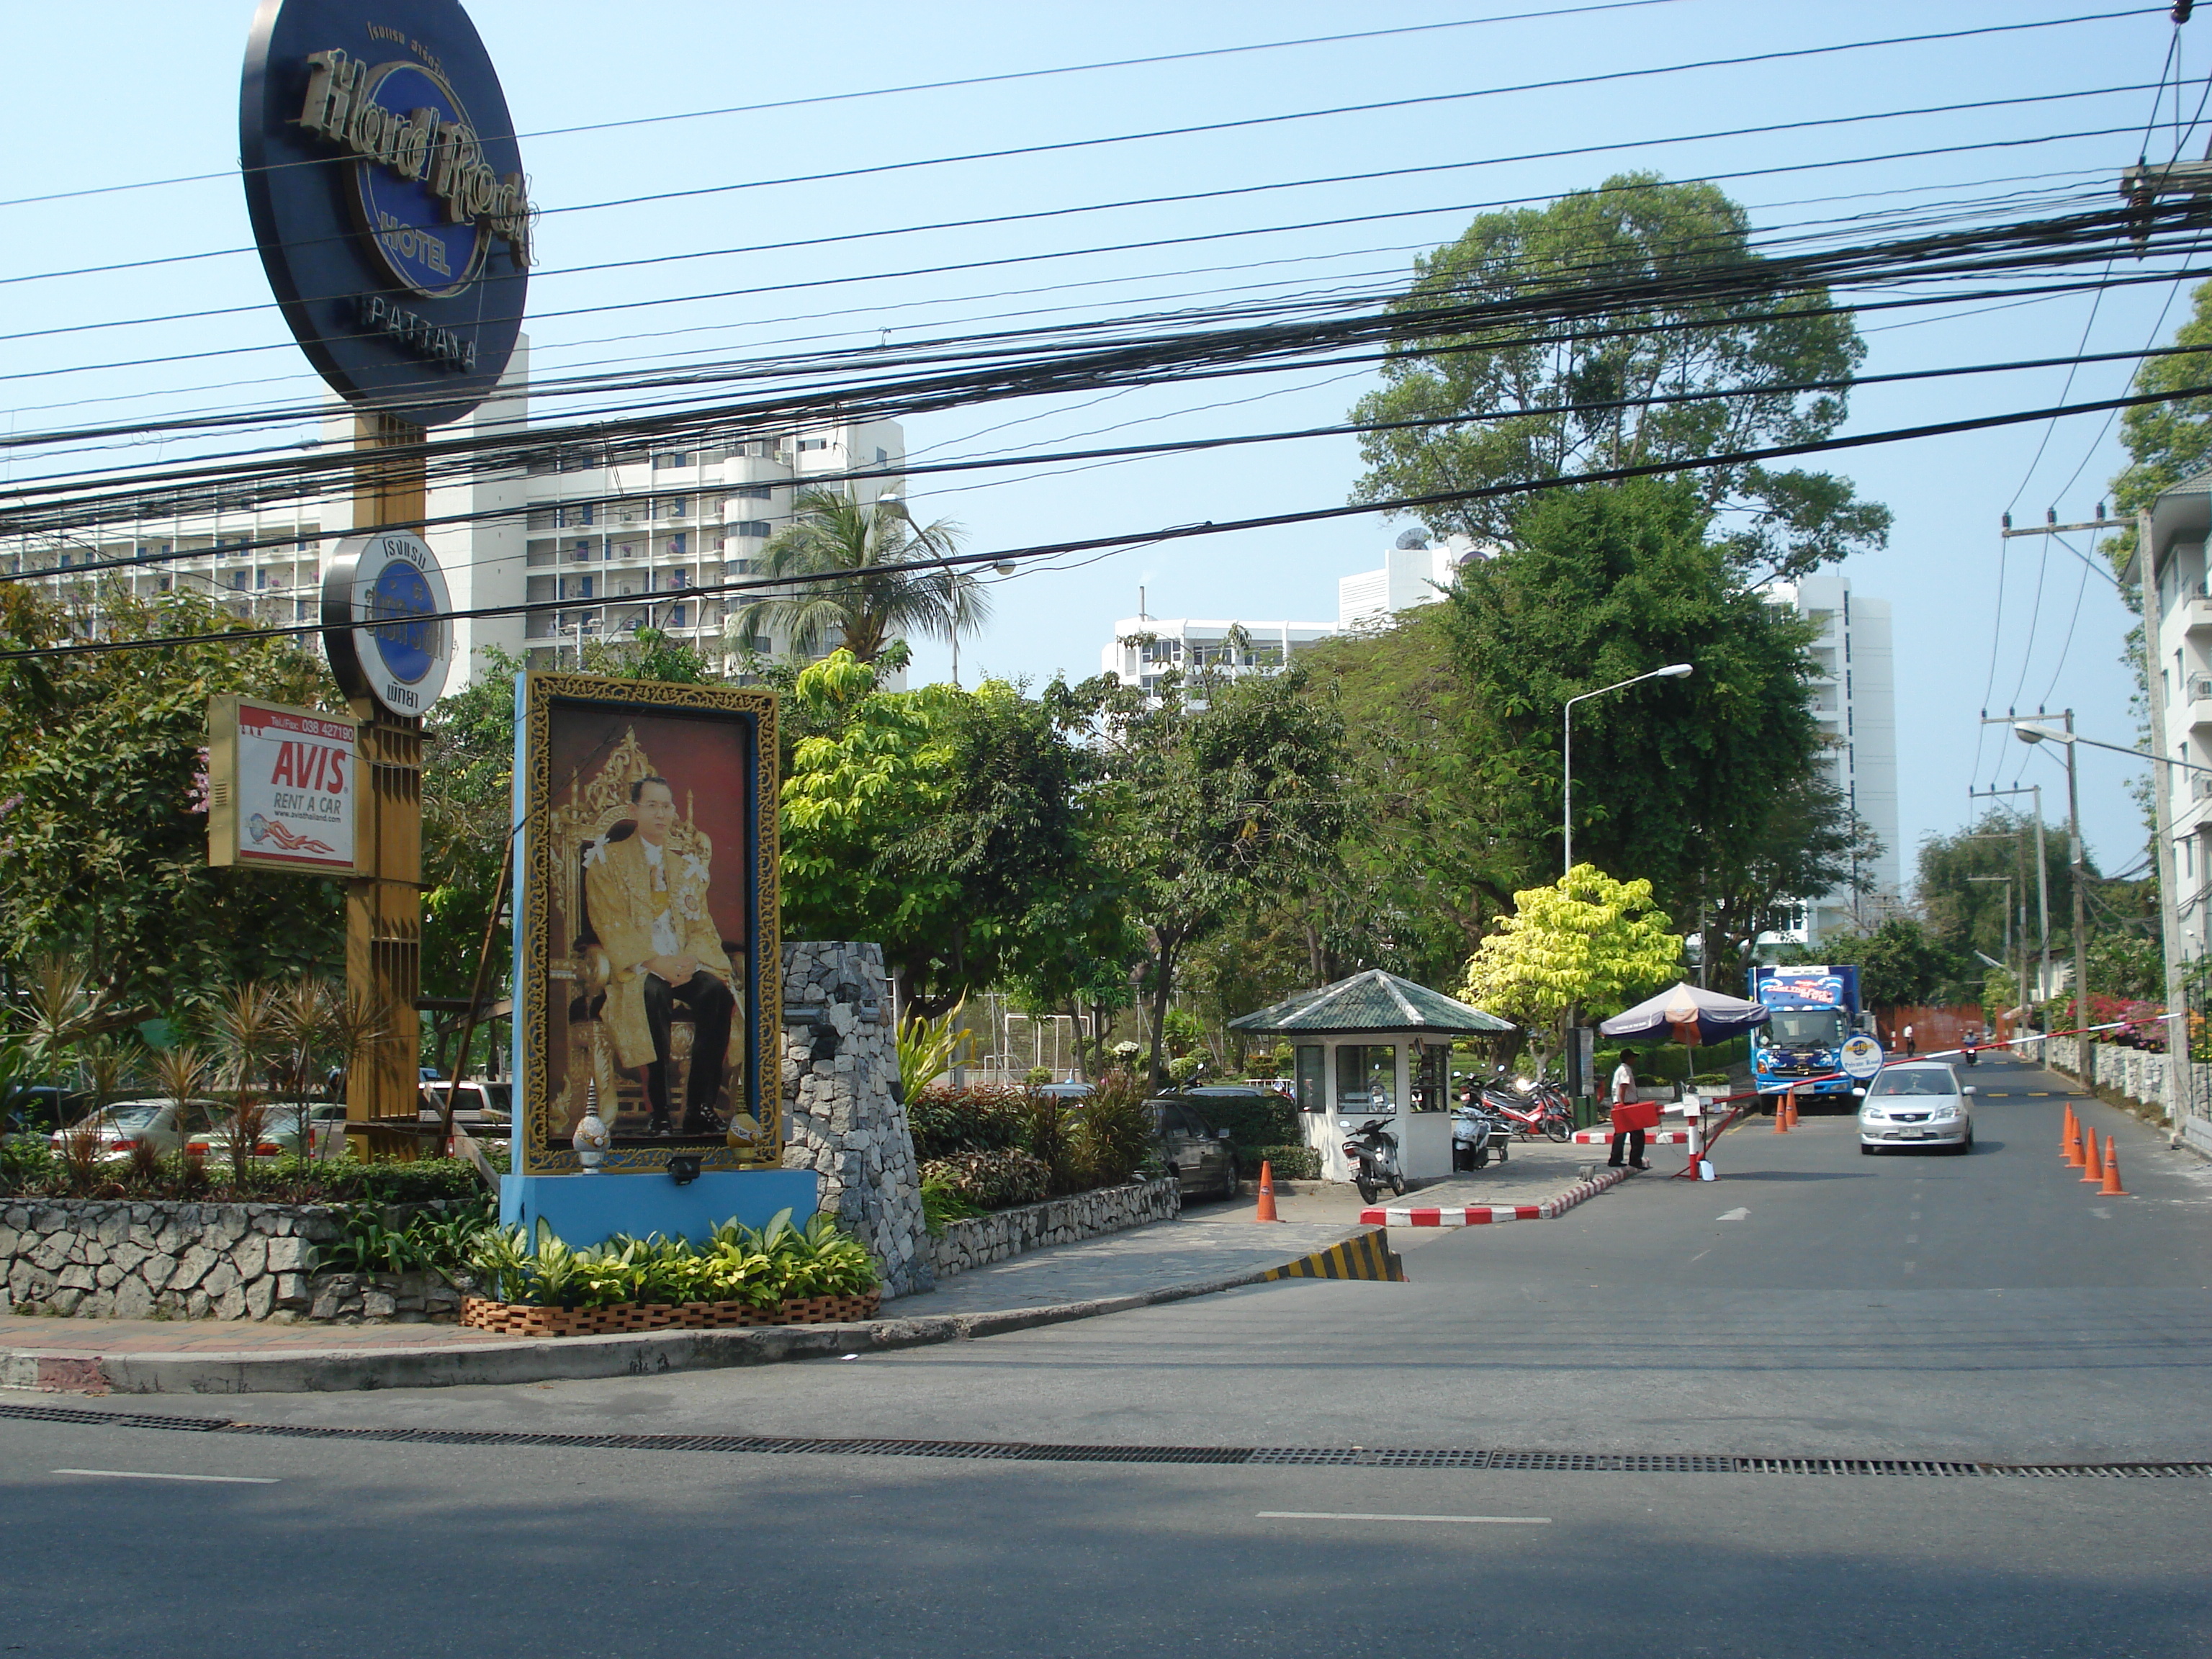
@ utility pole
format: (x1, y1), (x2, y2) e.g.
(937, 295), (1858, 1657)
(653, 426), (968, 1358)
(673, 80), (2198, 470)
(1981, 711), (2089, 1055)
(1972, 784), (2051, 1056)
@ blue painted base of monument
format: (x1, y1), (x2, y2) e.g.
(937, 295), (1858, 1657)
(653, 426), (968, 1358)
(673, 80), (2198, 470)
(499, 1170), (819, 1249)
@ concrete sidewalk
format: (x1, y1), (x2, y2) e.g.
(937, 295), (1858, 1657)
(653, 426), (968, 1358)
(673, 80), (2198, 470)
(0, 1215), (1374, 1397)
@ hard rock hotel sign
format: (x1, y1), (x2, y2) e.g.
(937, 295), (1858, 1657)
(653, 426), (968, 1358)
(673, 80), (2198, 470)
(240, 0), (532, 427)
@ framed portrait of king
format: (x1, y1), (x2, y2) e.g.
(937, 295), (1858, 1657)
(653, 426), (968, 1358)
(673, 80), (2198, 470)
(513, 673), (780, 1175)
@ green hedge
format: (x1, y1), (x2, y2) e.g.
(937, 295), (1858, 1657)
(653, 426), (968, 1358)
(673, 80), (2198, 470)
(1246, 1143), (1320, 1180)
(919, 1149), (1051, 1211)
(908, 1085), (1030, 1161)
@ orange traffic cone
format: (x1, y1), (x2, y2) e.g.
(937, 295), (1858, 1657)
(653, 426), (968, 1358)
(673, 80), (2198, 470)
(1772, 1094), (1787, 1132)
(1254, 1160), (1280, 1223)
(1785, 1092), (1801, 1130)
(2080, 1127), (2104, 1184)
(2064, 1112), (2085, 1168)
(2099, 1137), (2131, 1197)
(2060, 1102), (2078, 1161)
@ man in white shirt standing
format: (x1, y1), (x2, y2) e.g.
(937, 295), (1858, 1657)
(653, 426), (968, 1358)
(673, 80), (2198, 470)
(584, 775), (738, 1138)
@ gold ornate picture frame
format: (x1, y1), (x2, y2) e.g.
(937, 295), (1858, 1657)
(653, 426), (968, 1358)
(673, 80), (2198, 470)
(513, 673), (780, 1177)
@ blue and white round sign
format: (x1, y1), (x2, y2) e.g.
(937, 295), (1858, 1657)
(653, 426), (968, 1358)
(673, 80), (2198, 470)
(1840, 1033), (1885, 1081)
(323, 531), (453, 716)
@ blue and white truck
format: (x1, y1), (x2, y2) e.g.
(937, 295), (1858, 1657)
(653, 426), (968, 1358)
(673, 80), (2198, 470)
(1748, 964), (1869, 1100)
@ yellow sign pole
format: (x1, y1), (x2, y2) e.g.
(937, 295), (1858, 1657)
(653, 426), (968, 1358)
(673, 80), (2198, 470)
(345, 414), (427, 1154)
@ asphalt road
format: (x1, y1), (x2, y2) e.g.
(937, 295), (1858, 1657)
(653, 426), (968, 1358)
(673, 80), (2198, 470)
(4, 1054), (2208, 1656)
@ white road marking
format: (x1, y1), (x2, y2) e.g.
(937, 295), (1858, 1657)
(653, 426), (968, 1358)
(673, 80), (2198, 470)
(52, 1469), (278, 1485)
(1717, 1207), (1749, 1221)
(1907, 1234), (1919, 1244)
(1256, 1512), (1550, 1525)
(2091, 1206), (2112, 1219)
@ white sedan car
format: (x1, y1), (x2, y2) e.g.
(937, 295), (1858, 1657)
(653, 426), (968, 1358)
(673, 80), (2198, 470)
(1858, 1063), (1975, 1154)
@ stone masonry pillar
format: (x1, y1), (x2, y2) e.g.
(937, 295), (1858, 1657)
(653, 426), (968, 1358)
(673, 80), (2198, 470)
(778, 941), (934, 1299)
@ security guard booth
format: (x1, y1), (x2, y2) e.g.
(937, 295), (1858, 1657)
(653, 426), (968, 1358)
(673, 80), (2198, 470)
(1227, 969), (1516, 1184)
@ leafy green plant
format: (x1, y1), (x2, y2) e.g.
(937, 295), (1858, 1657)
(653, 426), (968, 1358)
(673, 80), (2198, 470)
(1020, 1088), (1080, 1196)
(917, 1149), (1050, 1211)
(466, 1209), (880, 1309)
(919, 1179), (983, 1237)
(1070, 1069), (1155, 1190)
(907, 1084), (1030, 1161)
(896, 999), (972, 1097)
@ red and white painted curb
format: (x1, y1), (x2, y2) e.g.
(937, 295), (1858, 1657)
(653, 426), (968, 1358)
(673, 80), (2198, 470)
(1359, 1165), (1639, 1227)
(1569, 1128), (1692, 1146)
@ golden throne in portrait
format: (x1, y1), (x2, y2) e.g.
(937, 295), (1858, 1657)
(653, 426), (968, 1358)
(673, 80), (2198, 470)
(545, 727), (744, 1141)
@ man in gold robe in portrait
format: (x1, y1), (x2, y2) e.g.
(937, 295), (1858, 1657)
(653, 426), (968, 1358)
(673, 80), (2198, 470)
(583, 774), (740, 1138)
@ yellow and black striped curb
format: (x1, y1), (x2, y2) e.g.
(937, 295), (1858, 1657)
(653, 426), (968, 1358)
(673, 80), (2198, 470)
(1262, 1226), (1406, 1283)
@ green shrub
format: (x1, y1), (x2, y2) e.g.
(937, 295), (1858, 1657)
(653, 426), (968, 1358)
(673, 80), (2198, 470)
(1070, 1069), (1155, 1190)
(907, 1084), (1030, 1161)
(1246, 1144), (1320, 1181)
(320, 1196), (498, 1280)
(468, 1209), (879, 1309)
(918, 1148), (1051, 1210)
(919, 1179), (984, 1236)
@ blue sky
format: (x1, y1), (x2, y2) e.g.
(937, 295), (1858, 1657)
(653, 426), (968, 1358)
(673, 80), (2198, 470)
(2, 1), (2199, 884)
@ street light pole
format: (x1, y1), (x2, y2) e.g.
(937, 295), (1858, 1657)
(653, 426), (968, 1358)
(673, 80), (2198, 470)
(1563, 662), (1694, 878)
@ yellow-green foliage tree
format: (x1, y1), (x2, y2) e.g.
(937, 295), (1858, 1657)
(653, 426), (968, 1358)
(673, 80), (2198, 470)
(1460, 864), (1682, 1057)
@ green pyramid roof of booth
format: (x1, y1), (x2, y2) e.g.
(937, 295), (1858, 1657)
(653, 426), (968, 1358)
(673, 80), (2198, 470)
(1226, 968), (1516, 1035)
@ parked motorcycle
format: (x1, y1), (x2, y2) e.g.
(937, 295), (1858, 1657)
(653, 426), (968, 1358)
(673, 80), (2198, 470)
(1343, 1118), (1406, 1203)
(1451, 1103), (1507, 1170)
(1478, 1066), (1573, 1142)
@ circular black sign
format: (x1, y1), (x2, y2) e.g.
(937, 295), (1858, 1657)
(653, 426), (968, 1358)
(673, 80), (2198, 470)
(240, 0), (530, 426)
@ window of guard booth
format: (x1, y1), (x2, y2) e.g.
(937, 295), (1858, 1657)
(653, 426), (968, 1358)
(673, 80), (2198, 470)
(1295, 1045), (1325, 1111)
(1336, 1043), (1398, 1114)
(1412, 1044), (1448, 1111)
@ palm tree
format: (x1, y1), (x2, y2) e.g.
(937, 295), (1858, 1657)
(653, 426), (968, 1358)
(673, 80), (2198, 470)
(729, 489), (988, 668)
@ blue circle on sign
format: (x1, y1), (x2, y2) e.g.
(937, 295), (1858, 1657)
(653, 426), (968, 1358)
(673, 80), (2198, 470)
(368, 560), (438, 683)
(355, 62), (482, 299)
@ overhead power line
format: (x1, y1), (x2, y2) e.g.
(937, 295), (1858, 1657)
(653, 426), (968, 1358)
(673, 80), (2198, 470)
(12, 373), (2212, 667)
(0, 0), (1699, 212)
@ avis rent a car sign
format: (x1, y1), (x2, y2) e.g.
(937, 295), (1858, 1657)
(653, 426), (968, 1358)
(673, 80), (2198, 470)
(207, 696), (363, 876)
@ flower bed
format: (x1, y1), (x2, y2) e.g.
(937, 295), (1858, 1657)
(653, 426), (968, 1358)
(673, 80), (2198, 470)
(460, 1290), (881, 1337)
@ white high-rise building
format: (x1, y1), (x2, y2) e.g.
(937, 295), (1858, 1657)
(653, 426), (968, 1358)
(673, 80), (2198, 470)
(0, 337), (906, 691)
(1764, 572), (1900, 942)
(1336, 531), (1479, 627)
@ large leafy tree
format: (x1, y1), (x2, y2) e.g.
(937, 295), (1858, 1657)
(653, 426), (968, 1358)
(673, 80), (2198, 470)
(1460, 864), (1683, 1058)
(2107, 276), (2212, 573)
(0, 584), (343, 1013)
(778, 652), (1136, 1023)
(1788, 917), (1963, 1010)
(1439, 476), (1829, 927)
(1093, 661), (1346, 1086)
(1351, 172), (1889, 580)
(1697, 772), (1877, 979)
(729, 490), (987, 667)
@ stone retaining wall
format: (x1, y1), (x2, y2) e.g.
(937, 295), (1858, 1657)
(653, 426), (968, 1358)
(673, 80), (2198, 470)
(0, 1200), (477, 1323)
(930, 1177), (1180, 1280)
(2034, 1035), (2212, 1156)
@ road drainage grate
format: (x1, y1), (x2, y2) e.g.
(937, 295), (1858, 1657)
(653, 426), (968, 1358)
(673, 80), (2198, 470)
(2, 1401), (2206, 1478)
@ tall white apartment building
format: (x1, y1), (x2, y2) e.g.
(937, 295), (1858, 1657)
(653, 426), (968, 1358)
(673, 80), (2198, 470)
(0, 336), (906, 690)
(1764, 572), (1901, 942)
(2134, 472), (2212, 961)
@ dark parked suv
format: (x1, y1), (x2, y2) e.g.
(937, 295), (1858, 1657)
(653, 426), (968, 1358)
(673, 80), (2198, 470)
(1143, 1095), (1241, 1198)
